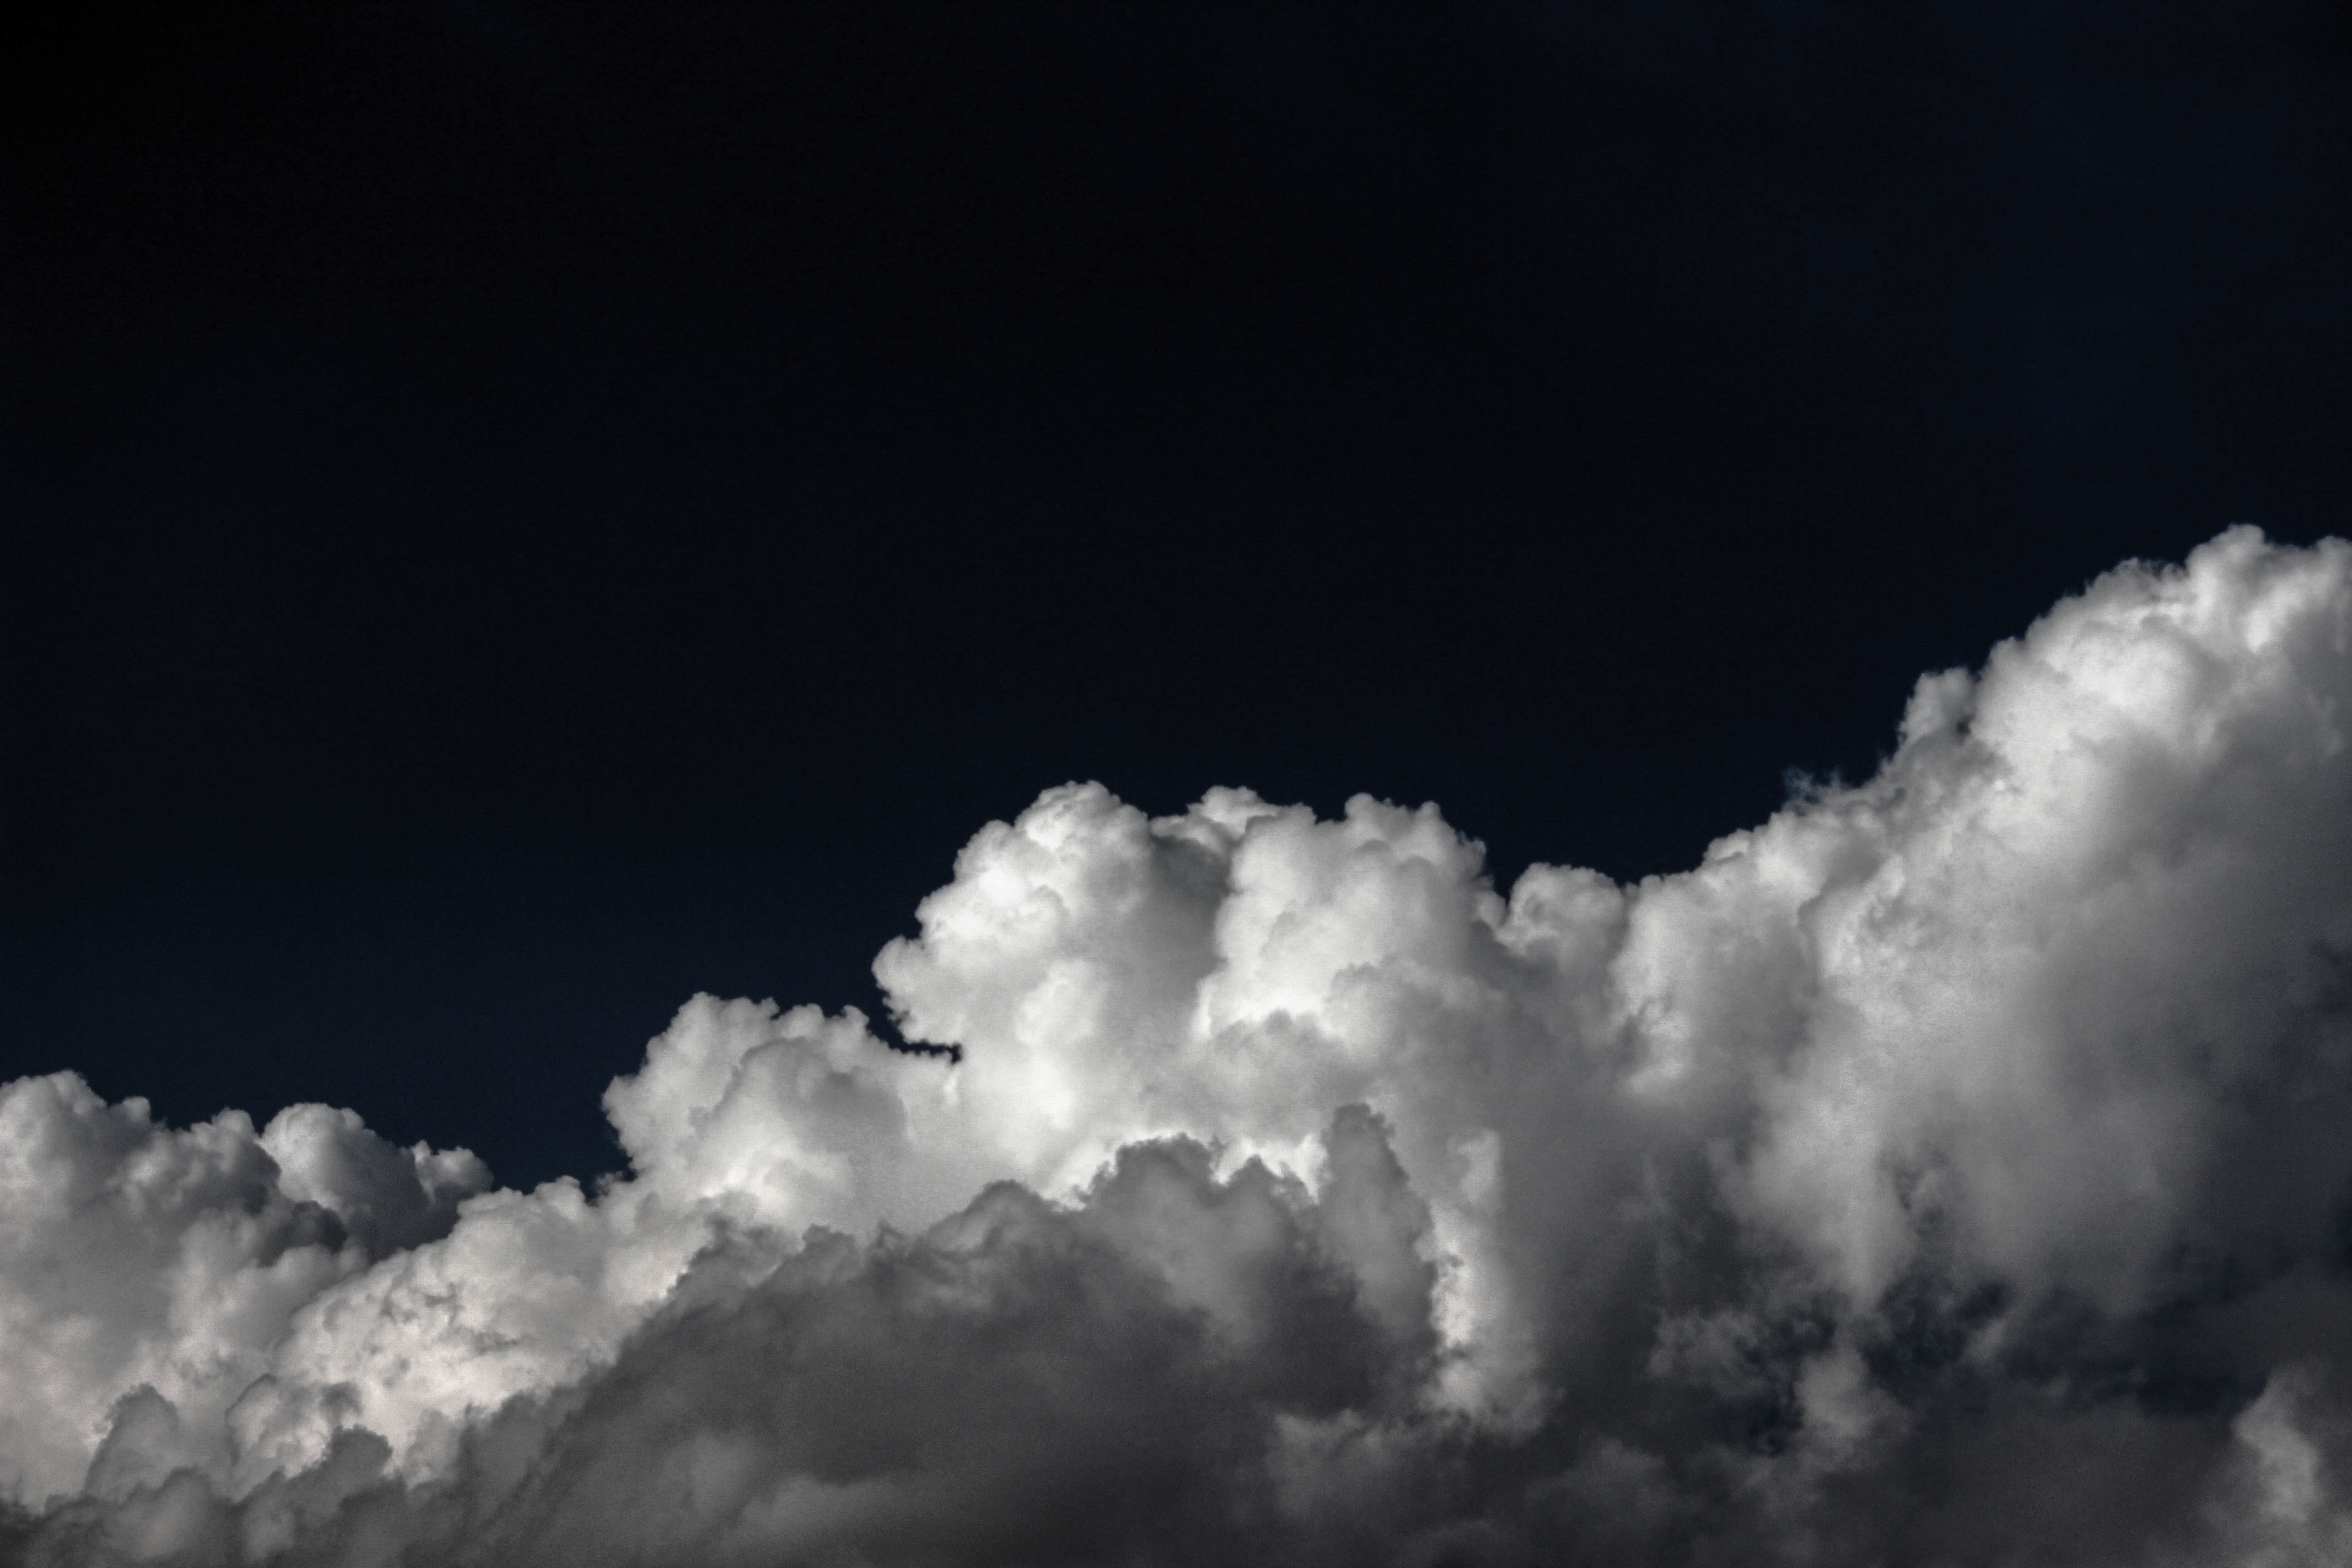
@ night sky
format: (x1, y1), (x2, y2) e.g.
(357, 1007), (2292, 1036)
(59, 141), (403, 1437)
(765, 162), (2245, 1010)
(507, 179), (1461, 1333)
(10, 7), (2352, 1564)
(9, 5), (2350, 1203)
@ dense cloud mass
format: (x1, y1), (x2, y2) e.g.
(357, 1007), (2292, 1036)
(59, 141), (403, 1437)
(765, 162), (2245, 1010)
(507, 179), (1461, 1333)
(5, 527), (2351, 1565)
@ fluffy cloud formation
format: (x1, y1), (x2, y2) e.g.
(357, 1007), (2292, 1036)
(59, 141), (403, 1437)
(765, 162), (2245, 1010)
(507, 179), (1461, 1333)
(4, 526), (2349, 1566)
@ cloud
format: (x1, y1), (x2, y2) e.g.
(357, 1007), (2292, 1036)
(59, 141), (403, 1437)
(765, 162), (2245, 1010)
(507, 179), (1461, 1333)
(0, 1077), (490, 1506)
(3, 526), (2349, 1564)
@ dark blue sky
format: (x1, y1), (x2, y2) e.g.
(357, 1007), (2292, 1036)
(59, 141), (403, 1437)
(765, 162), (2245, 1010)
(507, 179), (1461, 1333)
(8, 0), (2349, 1187)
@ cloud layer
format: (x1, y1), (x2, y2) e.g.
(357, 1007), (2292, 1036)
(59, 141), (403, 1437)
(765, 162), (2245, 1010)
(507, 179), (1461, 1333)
(5, 527), (2351, 1565)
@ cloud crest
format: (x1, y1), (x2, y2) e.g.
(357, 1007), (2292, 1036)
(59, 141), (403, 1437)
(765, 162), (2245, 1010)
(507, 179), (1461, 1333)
(5, 527), (2351, 1565)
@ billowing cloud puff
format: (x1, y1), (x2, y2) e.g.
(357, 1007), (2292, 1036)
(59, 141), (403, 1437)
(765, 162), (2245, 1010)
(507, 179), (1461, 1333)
(0, 1078), (490, 1507)
(3, 526), (2349, 1565)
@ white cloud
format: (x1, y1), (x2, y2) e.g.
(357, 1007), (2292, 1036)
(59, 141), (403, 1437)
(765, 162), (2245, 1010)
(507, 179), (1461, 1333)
(0, 1074), (490, 1504)
(3, 526), (2349, 1564)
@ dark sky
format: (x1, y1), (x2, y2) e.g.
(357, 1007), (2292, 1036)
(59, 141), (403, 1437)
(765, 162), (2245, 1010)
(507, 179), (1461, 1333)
(7, 0), (2349, 1188)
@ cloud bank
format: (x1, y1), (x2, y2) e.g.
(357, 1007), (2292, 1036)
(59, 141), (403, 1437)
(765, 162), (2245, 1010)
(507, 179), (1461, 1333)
(5, 526), (2351, 1566)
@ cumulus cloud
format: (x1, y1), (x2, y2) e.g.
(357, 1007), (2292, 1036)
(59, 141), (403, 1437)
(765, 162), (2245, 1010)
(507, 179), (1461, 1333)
(3, 526), (2349, 1565)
